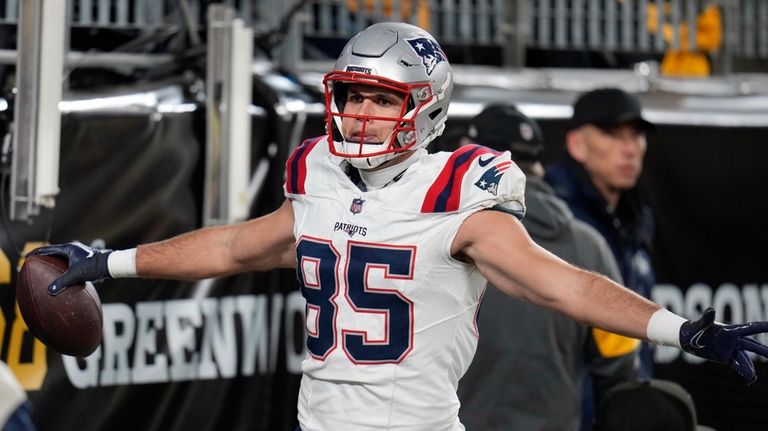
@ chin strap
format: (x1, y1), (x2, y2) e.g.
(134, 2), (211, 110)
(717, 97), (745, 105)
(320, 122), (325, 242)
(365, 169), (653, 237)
(344, 148), (426, 191)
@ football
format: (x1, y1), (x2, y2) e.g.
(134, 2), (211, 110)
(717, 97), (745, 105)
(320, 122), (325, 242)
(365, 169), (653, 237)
(16, 255), (103, 357)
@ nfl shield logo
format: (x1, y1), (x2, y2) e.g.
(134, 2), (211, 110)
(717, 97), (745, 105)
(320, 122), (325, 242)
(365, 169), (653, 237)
(350, 198), (365, 214)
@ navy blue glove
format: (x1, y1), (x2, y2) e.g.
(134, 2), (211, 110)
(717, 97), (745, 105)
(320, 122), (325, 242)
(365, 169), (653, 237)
(680, 307), (768, 384)
(28, 241), (113, 296)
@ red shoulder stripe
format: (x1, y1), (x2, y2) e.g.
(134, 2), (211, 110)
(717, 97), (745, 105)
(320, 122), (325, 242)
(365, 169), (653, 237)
(285, 136), (325, 194)
(421, 145), (500, 213)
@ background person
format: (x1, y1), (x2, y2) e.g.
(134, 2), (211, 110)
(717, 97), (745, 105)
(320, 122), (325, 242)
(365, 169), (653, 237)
(457, 104), (638, 431)
(593, 378), (716, 431)
(646, 1), (722, 77)
(545, 88), (657, 428)
(545, 87), (657, 381)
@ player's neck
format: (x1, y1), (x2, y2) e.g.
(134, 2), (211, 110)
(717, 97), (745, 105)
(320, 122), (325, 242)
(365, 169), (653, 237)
(359, 149), (425, 190)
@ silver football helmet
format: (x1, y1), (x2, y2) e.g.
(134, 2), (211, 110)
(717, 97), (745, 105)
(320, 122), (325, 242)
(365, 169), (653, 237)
(324, 22), (453, 168)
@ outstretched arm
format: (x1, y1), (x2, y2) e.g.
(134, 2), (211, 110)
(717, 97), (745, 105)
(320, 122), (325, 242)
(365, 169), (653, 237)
(454, 209), (658, 339)
(454, 209), (768, 383)
(137, 199), (296, 279)
(31, 199), (297, 292)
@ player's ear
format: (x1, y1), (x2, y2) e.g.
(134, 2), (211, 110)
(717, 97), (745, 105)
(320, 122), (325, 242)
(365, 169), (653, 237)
(566, 129), (587, 163)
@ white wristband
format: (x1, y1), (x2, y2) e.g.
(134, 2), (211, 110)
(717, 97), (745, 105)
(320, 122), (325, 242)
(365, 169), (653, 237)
(107, 248), (138, 278)
(646, 308), (687, 348)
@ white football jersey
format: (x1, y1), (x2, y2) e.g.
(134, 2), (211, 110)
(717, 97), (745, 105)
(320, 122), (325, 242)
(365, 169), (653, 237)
(284, 136), (526, 431)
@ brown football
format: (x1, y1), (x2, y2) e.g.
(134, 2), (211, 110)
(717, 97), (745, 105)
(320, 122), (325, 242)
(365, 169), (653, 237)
(16, 254), (103, 357)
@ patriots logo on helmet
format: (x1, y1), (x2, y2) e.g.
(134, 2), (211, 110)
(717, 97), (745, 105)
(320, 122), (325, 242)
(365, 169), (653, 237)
(345, 65), (373, 74)
(406, 37), (446, 76)
(474, 161), (513, 196)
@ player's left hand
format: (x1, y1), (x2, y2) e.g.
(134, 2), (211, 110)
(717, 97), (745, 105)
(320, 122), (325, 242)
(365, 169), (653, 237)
(680, 307), (768, 384)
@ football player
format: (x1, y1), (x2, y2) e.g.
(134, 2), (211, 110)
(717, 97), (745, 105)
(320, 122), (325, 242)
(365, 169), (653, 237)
(32, 22), (768, 431)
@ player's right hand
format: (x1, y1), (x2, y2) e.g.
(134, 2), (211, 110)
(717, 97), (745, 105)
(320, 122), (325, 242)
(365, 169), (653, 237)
(29, 241), (113, 296)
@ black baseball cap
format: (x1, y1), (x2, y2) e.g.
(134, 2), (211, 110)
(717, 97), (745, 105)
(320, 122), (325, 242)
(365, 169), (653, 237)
(568, 88), (655, 133)
(467, 104), (544, 162)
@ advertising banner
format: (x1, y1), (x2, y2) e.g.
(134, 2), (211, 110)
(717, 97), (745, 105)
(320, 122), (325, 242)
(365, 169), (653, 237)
(0, 104), (303, 431)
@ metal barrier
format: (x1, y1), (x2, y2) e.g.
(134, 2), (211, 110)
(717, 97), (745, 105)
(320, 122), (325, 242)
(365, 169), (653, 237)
(301, 0), (508, 45)
(293, 0), (768, 70)
(0, 0), (254, 29)
(0, 0), (766, 68)
(731, 0), (768, 58)
(0, 0), (169, 29)
(526, 0), (767, 59)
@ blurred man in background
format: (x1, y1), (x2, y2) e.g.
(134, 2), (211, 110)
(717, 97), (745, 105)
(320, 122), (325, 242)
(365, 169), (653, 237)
(458, 104), (639, 431)
(545, 88), (656, 383)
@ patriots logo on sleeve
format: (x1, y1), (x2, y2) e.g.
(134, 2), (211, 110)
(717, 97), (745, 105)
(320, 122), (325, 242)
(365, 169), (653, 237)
(474, 161), (513, 196)
(406, 37), (446, 76)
